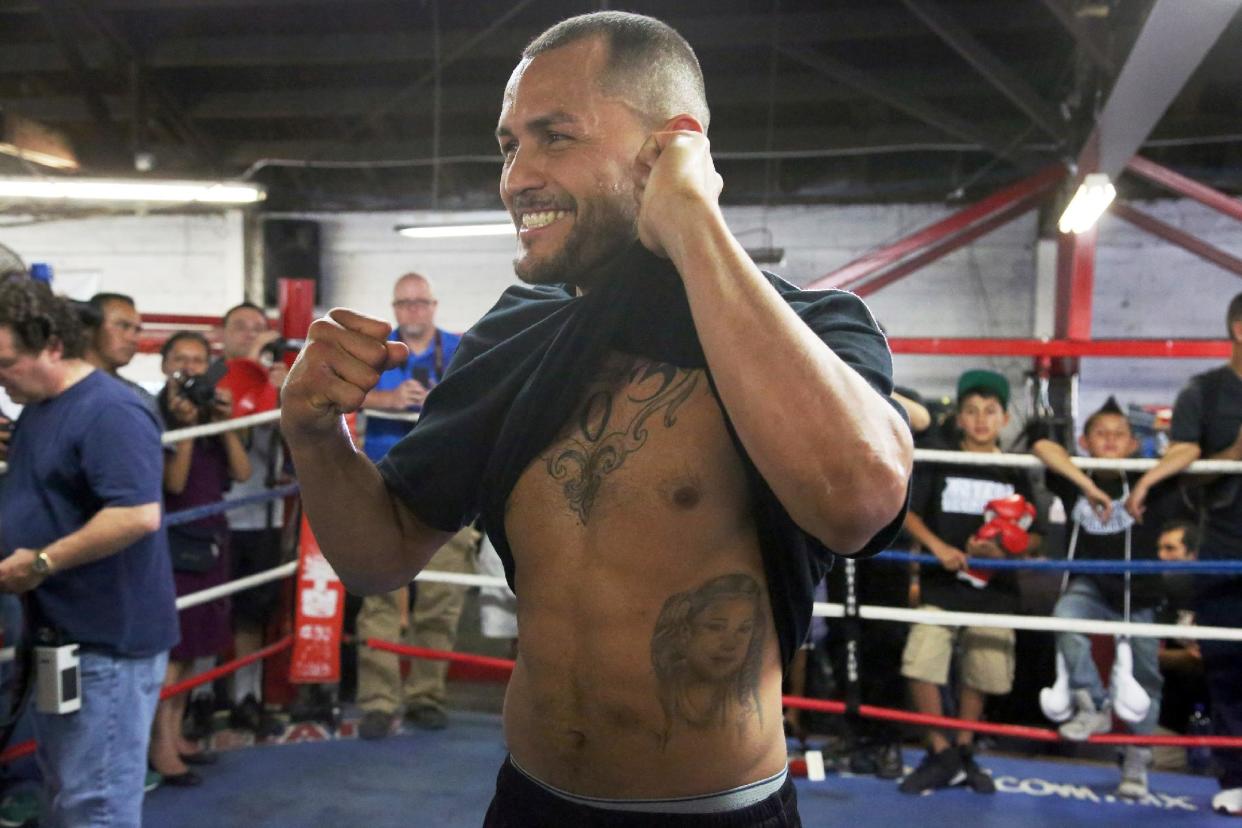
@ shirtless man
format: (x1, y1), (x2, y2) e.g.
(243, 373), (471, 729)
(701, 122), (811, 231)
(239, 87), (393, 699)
(281, 12), (912, 825)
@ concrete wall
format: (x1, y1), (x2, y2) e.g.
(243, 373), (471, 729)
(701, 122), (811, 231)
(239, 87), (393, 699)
(1, 198), (1237, 435)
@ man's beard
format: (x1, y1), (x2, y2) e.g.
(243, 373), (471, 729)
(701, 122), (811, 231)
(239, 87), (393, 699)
(399, 322), (428, 340)
(513, 193), (637, 289)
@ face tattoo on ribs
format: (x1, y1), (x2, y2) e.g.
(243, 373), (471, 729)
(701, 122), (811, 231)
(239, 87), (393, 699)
(650, 574), (766, 746)
(546, 358), (698, 523)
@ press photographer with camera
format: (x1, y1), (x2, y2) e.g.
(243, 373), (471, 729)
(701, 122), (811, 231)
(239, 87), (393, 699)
(151, 331), (251, 785)
(0, 273), (177, 825)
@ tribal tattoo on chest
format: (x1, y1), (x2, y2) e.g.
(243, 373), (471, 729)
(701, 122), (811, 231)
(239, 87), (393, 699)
(545, 357), (700, 523)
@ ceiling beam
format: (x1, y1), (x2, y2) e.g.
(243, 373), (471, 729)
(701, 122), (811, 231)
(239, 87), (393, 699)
(780, 44), (1029, 163)
(35, 0), (113, 132)
(0, 8), (1061, 72)
(1037, 0), (1117, 75)
(1081, 0), (1242, 179)
(1113, 201), (1242, 279)
(900, 0), (1066, 141)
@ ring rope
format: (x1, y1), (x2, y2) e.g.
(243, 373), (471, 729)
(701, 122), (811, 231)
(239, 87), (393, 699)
(872, 549), (1242, 574)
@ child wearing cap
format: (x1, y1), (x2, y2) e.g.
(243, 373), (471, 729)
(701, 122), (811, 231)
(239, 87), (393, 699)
(898, 369), (1040, 796)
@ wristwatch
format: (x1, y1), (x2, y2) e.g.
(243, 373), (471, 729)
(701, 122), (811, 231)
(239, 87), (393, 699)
(31, 550), (55, 578)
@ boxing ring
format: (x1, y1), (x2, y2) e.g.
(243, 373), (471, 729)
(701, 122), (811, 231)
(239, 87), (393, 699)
(4, 405), (1237, 825)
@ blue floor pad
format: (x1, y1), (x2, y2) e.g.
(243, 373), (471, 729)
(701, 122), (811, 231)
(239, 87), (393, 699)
(143, 711), (1222, 827)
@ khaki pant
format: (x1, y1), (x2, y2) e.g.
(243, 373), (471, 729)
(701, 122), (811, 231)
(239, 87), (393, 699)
(356, 527), (479, 715)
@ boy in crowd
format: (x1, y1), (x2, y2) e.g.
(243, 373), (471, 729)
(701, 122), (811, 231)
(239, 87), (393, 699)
(1032, 397), (1164, 798)
(899, 369), (1040, 795)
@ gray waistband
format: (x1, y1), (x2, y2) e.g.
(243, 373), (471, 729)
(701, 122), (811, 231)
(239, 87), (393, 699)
(509, 756), (788, 815)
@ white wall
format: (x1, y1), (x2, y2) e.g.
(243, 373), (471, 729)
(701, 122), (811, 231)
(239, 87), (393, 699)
(1, 198), (1238, 428)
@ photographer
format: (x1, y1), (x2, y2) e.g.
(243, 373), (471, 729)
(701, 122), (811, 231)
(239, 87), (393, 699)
(151, 331), (250, 785)
(0, 274), (177, 826)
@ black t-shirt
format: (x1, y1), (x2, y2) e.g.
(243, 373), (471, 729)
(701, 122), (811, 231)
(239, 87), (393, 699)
(912, 458), (1035, 614)
(1170, 366), (1242, 550)
(1044, 469), (1162, 611)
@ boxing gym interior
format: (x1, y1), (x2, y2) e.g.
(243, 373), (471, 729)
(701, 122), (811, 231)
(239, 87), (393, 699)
(0, 1), (1241, 826)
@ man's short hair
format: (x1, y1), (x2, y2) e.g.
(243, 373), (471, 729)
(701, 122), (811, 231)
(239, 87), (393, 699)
(222, 301), (265, 327)
(1227, 292), (1242, 341)
(160, 330), (211, 361)
(1083, 395), (1130, 436)
(0, 275), (87, 358)
(523, 11), (710, 131)
(84, 292), (136, 330)
(1160, 519), (1200, 554)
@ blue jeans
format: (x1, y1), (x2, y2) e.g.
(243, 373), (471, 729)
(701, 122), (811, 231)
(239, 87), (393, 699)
(1052, 577), (1162, 734)
(32, 650), (167, 828)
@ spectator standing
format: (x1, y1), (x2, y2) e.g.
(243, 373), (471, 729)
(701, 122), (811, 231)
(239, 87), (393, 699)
(150, 331), (250, 785)
(82, 292), (159, 417)
(899, 370), (1040, 796)
(0, 275), (177, 825)
(218, 303), (287, 738)
(1127, 292), (1242, 815)
(356, 273), (477, 739)
(1155, 520), (1208, 738)
(1032, 397), (1163, 798)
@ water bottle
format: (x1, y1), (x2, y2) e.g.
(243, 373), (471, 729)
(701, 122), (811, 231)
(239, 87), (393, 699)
(1187, 704), (1212, 774)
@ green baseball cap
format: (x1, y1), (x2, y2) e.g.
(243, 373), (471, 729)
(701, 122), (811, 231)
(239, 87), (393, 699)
(957, 369), (1009, 408)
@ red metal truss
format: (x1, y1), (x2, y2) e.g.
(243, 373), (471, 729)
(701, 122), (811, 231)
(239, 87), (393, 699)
(1054, 223), (1097, 341)
(1126, 155), (1242, 224)
(1113, 201), (1242, 279)
(888, 337), (1229, 359)
(807, 164), (1067, 293)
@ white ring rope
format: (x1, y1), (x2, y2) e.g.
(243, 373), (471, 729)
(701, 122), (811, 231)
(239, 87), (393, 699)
(161, 408), (282, 445)
(363, 409), (422, 422)
(174, 565), (1242, 642)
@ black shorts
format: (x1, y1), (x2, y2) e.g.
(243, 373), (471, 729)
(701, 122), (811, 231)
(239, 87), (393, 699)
(229, 528), (283, 627)
(482, 757), (801, 828)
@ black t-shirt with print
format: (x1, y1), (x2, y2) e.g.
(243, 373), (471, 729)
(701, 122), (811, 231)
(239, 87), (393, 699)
(1044, 469), (1162, 612)
(1170, 366), (1242, 551)
(912, 459), (1036, 614)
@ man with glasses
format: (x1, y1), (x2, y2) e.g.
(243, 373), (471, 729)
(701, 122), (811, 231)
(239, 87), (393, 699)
(355, 272), (478, 741)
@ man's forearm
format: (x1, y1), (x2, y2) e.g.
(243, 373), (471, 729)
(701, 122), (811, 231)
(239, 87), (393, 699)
(1032, 439), (1095, 492)
(667, 206), (912, 553)
(43, 504), (162, 572)
(285, 417), (450, 593)
(904, 512), (946, 555)
(1137, 442), (1202, 490)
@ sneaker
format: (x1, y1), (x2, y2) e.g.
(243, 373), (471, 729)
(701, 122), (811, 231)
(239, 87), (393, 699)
(404, 705), (448, 731)
(957, 745), (996, 794)
(358, 710), (393, 741)
(898, 748), (964, 795)
(0, 790), (39, 827)
(144, 770), (163, 793)
(873, 742), (905, 780)
(230, 694), (285, 739)
(1116, 745), (1151, 799)
(1212, 787), (1242, 816)
(1059, 690), (1112, 741)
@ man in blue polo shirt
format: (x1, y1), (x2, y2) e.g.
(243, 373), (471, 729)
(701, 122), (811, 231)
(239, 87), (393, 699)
(355, 272), (478, 740)
(361, 272), (462, 461)
(0, 275), (177, 826)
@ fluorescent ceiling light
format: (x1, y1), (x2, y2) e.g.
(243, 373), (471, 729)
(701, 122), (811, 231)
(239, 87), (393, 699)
(396, 222), (515, 239)
(1057, 172), (1116, 234)
(0, 177), (265, 204)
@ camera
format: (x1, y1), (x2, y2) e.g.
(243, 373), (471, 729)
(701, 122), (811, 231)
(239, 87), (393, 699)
(177, 359), (229, 409)
(259, 337), (306, 363)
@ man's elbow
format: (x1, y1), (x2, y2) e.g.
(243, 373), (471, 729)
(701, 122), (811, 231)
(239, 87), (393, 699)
(809, 459), (910, 556)
(134, 504), (163, 535)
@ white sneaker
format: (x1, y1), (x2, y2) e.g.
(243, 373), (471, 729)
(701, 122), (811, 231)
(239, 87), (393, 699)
(1116, 746), (1151, 799)
(1058, 690), (1113, 741)
(1214, 787), (1242, 816)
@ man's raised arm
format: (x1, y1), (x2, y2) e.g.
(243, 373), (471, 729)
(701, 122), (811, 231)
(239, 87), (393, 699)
(281, 308), (452, 593)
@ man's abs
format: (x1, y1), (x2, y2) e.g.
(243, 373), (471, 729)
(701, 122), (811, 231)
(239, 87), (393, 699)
(501, 354), (788, 798)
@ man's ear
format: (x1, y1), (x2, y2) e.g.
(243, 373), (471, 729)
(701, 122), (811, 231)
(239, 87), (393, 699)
(660, 114), (704, 134)
(1078, 433), (1090, 453)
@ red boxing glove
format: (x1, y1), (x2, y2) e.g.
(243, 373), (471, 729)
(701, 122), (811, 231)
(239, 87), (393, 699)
(960, 494), (1036, 588)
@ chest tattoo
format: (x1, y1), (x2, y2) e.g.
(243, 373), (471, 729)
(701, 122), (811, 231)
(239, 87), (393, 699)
(546, 359), (699, 523)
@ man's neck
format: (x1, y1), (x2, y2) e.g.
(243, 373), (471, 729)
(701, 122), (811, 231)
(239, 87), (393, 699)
(402, 329), (436, 353)
(959, 439), (1000, 454)
(49, 360), (94, 397)
(82, 351), (115, 375)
